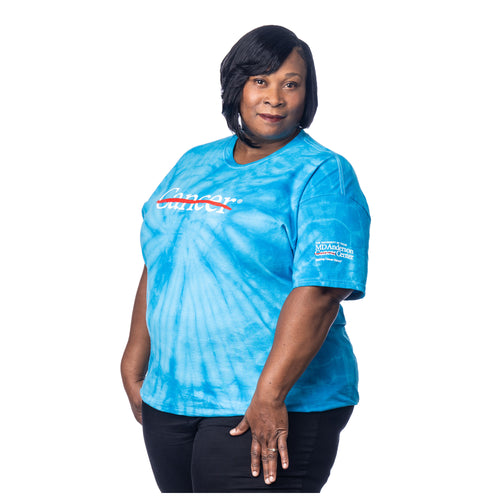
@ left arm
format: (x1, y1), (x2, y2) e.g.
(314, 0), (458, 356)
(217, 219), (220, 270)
(230, 285), (352, 485)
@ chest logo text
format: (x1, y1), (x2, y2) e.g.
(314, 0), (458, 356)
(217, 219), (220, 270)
(157, 187), (242, 214)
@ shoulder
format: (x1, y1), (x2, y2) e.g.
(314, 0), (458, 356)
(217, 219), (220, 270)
(297, 133), (354, 179)
(299, 133), (369, 213)
(299, 134), (358, 192)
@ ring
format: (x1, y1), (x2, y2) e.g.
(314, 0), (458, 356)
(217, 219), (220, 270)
(267, 448), (277, 452)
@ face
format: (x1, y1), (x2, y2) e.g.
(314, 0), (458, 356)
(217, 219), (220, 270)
(239, 48), (307, 146)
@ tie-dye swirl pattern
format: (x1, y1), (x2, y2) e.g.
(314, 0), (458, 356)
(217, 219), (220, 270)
(140, 131), (370, 416)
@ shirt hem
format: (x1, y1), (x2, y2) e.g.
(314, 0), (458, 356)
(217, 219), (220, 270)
(141, 393), (249, 417)
(141, 392), (359, 417)
(292, 279), (366, 299)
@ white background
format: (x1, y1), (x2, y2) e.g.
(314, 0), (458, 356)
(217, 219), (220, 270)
(1, 1), (499, 498)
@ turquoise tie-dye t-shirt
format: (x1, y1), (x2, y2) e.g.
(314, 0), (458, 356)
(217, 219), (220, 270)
(140, 131), (370, 416)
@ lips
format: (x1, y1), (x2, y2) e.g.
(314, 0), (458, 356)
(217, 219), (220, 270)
(258, 113), (285, 123)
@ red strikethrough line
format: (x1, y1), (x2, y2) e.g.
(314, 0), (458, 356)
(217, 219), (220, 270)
(157, 197), (232, 210)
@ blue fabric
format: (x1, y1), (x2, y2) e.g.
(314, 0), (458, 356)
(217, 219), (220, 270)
(140, 131), (370, 416)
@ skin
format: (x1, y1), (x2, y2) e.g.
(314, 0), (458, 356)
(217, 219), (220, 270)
(229, 286), (352, 485)
(121, 266), (149, 424)
(233, 48), (306, 164)
(121, 47), (353, 487)
(230, 48), (353, 484)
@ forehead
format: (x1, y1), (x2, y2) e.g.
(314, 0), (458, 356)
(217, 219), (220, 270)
(273, 48), (307, 77)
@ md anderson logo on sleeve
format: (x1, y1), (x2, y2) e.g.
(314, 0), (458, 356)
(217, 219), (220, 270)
(156, 187), (243, 214)
(315, 241), (354, 262)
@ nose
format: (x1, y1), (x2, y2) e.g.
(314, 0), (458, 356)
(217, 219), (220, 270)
(264, 86), (284, 107)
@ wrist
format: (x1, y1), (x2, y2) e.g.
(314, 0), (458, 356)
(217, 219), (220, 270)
(253, 379), (289, 407)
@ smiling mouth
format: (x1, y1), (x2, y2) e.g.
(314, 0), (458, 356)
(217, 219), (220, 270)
(259, 113), (285, 123)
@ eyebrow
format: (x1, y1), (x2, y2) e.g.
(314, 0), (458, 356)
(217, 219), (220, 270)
(253, 71), (304, 79)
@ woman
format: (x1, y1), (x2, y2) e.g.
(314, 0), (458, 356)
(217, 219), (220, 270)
(121, 25), (370, 493)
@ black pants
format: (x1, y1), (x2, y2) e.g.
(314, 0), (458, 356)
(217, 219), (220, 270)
(142, 401), (353, 493)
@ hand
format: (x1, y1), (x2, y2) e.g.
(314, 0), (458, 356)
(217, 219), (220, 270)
(230, 398), (289, 485)
(125, 380), (144, 424)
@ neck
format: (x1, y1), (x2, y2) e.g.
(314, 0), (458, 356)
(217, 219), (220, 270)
(233, 129), (301, 165)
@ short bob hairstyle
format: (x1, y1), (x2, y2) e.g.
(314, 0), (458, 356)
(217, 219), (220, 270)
(220, 25), (318, 147)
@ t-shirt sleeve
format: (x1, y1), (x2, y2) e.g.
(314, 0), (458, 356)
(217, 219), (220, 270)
(292, 156), (371, 300)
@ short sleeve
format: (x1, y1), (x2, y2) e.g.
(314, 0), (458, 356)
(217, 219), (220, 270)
(292, 156), (371, 300)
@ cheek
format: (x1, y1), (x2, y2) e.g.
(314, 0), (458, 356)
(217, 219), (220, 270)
(240, 87), (258, 113)
(290, 93), (306, 119)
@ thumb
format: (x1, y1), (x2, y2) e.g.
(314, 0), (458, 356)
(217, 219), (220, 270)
(229, 415), (250, 436)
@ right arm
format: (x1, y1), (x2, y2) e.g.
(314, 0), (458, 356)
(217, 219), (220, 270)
(121, 265), (150, 424)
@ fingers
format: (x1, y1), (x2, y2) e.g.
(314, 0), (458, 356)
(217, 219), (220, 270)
(234, 432), (288, 485)
(262, 433), (289, 484)
(231, 419), (267, 481)
(133, 404), (143, 425)
(250, 437), (261, 478)
(131, 398), (143, 425)
(229, 416), (250, 436)
(260, 438), (288, 484)
(278, 433), (289, 470)
(261, 443), (278, 484)
(230, 405), (289, 485)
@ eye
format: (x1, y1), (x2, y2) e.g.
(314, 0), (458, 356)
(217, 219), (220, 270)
(284, 81), (298, 89)
(253, 78), (266, 86)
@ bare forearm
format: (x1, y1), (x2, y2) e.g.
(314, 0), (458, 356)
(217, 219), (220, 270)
(121, 265), (150, 390)
(230, 286), (353, 484)
(254, 286), (352, 405)
(121, 338), (150, 390)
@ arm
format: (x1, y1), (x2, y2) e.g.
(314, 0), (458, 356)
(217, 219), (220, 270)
(120, 265), (150, 424)
(230, 285), (352, 484)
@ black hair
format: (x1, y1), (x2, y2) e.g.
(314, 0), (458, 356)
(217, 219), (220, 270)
(220, 25), (318, 147)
